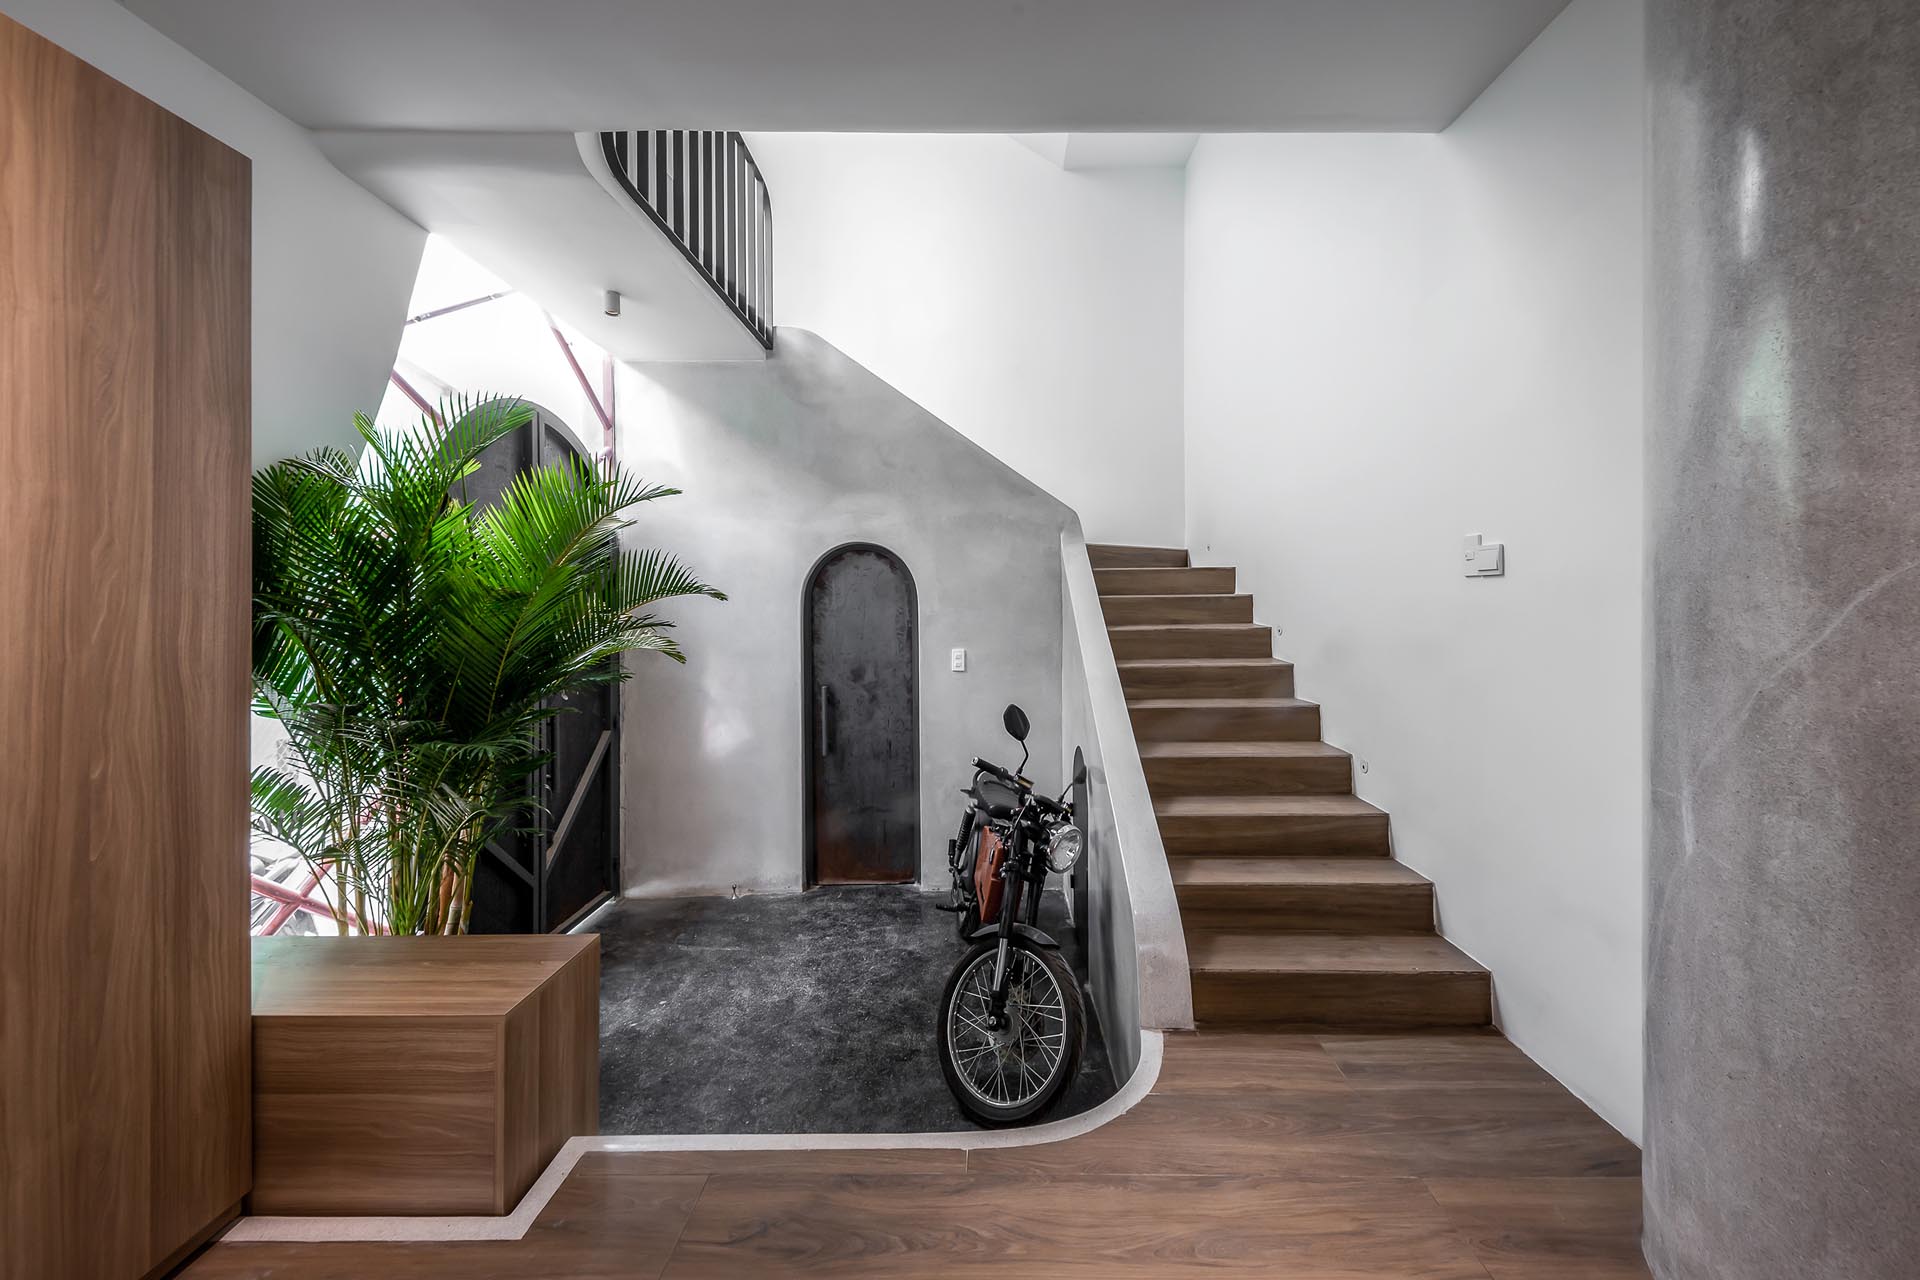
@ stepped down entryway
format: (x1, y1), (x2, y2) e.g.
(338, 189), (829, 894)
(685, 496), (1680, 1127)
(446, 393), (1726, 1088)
(1093, 544), (1492, 1029)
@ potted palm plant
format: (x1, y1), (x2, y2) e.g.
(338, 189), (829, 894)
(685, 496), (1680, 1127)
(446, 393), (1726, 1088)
(249, 397), (721, 935)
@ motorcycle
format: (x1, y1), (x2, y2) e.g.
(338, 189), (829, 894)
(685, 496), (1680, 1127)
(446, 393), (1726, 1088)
(935, 703), (1088, 1126)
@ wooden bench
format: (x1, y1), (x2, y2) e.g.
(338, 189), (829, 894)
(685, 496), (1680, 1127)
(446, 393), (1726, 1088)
(250, 934), (599, 1216)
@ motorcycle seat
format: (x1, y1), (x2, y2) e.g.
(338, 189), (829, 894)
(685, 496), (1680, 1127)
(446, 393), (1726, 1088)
(971, 773), (1022, 820)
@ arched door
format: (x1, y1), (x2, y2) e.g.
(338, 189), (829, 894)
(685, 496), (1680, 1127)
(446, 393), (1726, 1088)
(805, 544), (918, 885)
(459, 401), (620, 933)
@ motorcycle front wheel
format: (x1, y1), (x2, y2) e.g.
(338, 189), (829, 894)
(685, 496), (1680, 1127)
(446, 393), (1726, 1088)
(936, 937), (1086, 1127)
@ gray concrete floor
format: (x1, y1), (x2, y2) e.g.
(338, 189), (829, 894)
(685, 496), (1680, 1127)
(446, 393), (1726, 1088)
(594, 885), (1117, 1133)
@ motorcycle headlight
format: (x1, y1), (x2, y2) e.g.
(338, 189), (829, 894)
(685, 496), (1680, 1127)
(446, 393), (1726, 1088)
(1046, 824), (1085, 874)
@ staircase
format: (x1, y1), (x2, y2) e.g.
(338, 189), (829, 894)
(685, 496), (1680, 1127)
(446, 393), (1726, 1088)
(1093, 544), (1491, 1029)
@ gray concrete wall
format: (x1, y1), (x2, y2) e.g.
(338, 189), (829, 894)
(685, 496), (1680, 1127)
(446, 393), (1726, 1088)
(614, 328), (1072, 896)
(1645, 2), (1920, 1275)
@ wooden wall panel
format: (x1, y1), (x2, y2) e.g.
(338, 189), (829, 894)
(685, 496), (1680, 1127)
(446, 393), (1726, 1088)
(0, 13), (252, 1278)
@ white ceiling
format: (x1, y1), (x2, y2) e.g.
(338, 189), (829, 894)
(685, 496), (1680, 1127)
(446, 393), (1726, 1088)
(120, 0), (1571, 133)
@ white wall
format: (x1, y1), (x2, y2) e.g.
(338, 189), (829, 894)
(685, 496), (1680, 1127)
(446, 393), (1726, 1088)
(746, 133), (1185, 547)
(1183, 0), (1646, 1138)
(2, 0), (424, 465)
(618, 330), (1073, 897)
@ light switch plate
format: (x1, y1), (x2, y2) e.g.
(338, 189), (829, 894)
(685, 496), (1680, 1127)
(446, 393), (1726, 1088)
(1463, 533), (1506, 577)
(950, 648), (967, 672)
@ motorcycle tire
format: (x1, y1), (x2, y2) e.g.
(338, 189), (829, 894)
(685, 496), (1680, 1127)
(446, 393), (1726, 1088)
(936, 936), (1086, 1127)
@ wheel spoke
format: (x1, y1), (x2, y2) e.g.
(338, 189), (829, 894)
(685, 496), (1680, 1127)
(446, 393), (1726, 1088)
(946, 948), (1074, 1114)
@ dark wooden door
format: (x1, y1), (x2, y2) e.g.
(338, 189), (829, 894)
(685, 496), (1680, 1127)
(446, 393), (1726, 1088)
(807, 545), (918, 884)
(458, 404), (620, 933)
(1, 14), (251, 1275)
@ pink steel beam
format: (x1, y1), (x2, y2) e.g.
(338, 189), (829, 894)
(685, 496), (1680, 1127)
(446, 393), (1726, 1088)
(406, 290), (513, 325)
(259, 865), (323, 936)
(599, 351), (617, 462)
(250, 872), (369, 932)
(545, 314), (615, 443)
(389, 369), (443, 425)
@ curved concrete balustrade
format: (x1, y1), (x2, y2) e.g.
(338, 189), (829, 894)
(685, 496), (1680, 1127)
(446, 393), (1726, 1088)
(1061, 523), (1196, 1076)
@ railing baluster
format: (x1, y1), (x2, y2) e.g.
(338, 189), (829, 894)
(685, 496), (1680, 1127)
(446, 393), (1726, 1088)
(670, 131), (685, 241)
(733, 135), (745, 308)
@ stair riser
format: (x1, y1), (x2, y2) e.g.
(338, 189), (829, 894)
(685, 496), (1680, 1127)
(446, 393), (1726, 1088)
(1108, 627), (1272, 660)
(1175, 885), (1432, 933)
(1120, 664), (1295, 699)
(1191, 971), (1492, 1029)
(1158, 812), (1390, 857)
(1145, 753), (1351, 796)
(1088, 545), (1188, 569)
(1130, 704), (1321, 744)
(1094, 567), (1235, 596)
(1101, 595), (1254, 625)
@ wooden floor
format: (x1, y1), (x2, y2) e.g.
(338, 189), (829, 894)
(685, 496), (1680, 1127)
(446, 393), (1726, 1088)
(183, 1030), (1648, 1279)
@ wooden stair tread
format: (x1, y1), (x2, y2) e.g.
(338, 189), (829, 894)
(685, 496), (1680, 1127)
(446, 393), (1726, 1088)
(1100, 593), (1249, 604)
(1187, 932), (1485, 976)
(1140, 741), (1348, 760)
(1099, 594), (1256, 625)
(1105, 594), (1251, 606)
(1106, 623), (1265, 633)
(1155, 795), (1383, 819)
(1094, 566), (1235, 595)
(1171, 857), (1428, 888)
(1088, 543), (1189, 568)
(1096, 565), (1226, 576)
(1129, 696), (1316, 710)
(1117, 658), (1291, 671)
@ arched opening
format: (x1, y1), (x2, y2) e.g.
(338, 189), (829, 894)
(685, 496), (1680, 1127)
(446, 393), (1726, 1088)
(803, 543), (919, 886)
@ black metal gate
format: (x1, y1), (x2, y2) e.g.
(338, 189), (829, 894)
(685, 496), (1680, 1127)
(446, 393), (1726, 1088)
(460, 402), (621, 933)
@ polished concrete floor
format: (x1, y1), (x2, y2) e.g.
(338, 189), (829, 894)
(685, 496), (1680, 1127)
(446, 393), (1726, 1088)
(186, 1030), (1648, 1278)
(593, 885), (1117, 1134)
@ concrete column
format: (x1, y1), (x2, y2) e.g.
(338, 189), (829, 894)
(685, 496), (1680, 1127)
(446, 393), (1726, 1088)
(1646, 2), (1920, 1276)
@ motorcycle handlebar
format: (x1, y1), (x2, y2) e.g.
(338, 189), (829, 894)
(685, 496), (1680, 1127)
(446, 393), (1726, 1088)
(972, 756), (1019, 786)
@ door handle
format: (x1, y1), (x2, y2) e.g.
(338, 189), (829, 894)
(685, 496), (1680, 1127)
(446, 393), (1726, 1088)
(816, 684), (832, 757)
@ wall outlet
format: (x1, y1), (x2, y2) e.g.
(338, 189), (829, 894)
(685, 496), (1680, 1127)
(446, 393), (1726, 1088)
(950, 647), (967, 672)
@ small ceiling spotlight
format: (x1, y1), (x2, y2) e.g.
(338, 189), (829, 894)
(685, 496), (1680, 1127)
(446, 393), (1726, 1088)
(603, 289), (622, 317)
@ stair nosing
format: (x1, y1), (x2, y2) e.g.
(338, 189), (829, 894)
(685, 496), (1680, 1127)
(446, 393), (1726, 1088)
(1139, 740), (1346, 753)
(1153, 795), (1386, 816)
(1185, 933), (1488, 976)
(1117, 657), (1291, 668)
(1127, 696), (1316, 708)
(1106, 622), (1265, 632)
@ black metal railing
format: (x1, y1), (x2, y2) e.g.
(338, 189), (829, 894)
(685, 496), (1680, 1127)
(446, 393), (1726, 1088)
(598, 130), (773, 348)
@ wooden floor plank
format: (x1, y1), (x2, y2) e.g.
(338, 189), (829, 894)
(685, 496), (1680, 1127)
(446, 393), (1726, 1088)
(1320, 1034), (1568, 1091)
(662, 1173), (1492, 1278)
(966, 1091), (1410, 1178)
(1147, 1031), (1353, 1095)
(1427, 1178), (1651, 1279)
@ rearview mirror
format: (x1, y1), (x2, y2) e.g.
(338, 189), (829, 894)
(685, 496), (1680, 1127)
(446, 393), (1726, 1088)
(1003, 703), (1030, 743)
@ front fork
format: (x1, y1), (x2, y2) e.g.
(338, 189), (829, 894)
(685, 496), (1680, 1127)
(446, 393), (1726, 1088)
(986, 838), (1028, 1028)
